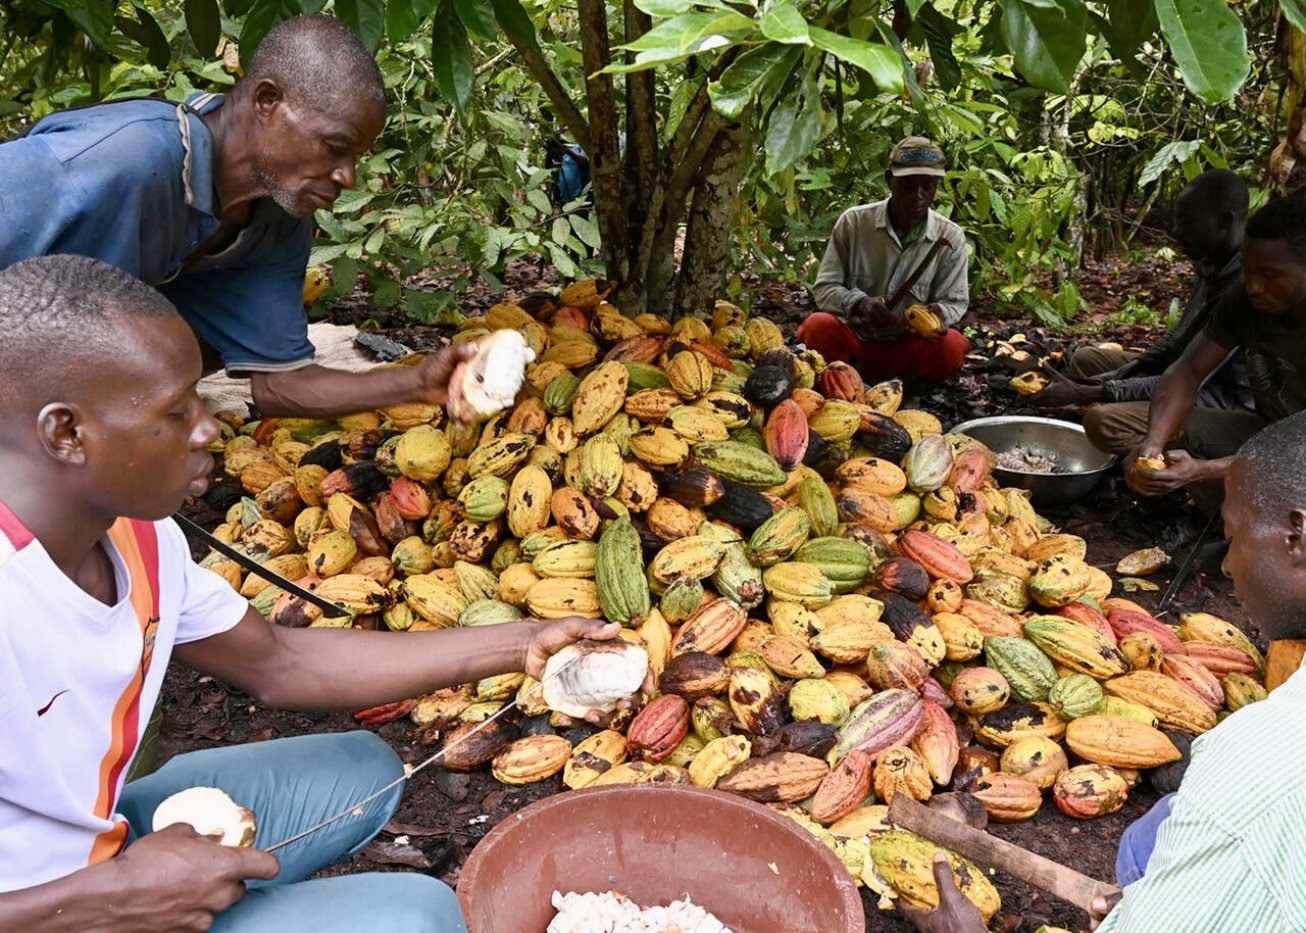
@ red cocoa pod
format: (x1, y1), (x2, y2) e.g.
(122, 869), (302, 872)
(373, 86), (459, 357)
(604, 334), (667, 363)
(948, 447), (992, 493)
(1160, 653), (1225, 711)
(897, 529), (975, 585)
(809, 750), (873, 823)
(1179, 641), (1258, 678)
(352, 698), (417, 726)
(968, 771), (1042, 822)
(389, 475), (433, 521)
(764, 399), (811, 472)
(1108, 609), (1185, 655)
(1053, 763), (1129, 819)
(1056, 601), (1117, 644)
(820, 362), (865, 403)
(626, 693), (691, 761)
(922, 676), (953, 709)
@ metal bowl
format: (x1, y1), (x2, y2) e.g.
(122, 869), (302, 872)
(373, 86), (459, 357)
(949, 415), (1116, 507)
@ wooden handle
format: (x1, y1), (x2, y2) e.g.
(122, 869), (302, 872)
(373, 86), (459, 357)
(888, 795), (1121, 914)
(885, 238), (952, 311)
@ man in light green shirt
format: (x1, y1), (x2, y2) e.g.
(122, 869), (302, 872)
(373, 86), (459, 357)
(902, 410), (1306, 932)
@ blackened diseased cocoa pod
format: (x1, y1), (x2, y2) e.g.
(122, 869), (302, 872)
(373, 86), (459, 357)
(802, 429), (828, 467)
(875, 557), (932, 602)
(743, 349), (796, 408)
(706, 478), (775, 532)
(774, 720), (839, 759)
(856, 411), (914, 462)
(658, 467), (726, 508)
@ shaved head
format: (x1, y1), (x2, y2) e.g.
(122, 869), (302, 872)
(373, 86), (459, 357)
(1234, 412), (1306, 522)
(0, 255), (177, 412)
(241, 14), (385, 116)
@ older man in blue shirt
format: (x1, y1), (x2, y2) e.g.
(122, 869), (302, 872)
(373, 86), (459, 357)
(0, 15), (465, 418)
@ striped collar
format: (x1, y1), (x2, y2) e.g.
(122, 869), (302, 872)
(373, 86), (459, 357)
(176, 92), (224, 216)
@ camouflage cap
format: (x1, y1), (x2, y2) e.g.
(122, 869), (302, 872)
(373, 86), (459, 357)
(889, 136), (946, 178)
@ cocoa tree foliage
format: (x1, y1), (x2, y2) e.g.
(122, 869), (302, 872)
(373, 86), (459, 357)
(0, 0), (1291, 322)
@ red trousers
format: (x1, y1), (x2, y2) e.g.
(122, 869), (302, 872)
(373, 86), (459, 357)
(796, 312), (970, 384)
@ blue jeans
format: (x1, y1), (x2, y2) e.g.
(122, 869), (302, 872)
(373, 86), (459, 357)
(1116, 792), (1175, 888)
(117, 731), (467, 932)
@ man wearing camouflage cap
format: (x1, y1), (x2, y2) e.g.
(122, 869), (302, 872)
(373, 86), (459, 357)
(801, 136), (970, 385)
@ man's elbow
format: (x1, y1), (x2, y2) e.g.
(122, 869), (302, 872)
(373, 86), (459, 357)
(248, 370), (300, 418)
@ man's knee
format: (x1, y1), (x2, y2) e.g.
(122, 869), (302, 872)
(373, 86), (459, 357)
(372, 875), (467, 933)
(797, 312), (856, 366)
(1083, 404), (1146, 455)
(916, 329), (970, 383)
(214, 874), (467, 933)
(333, 730), (405, 784)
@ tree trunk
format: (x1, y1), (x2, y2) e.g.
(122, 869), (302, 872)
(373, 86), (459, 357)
(617, 1), (659, 315)
(674, 108), (751, 316)
(577, 0), (628, 284)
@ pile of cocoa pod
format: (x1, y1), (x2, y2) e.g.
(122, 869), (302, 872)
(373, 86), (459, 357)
(204, 278), (1267, 919)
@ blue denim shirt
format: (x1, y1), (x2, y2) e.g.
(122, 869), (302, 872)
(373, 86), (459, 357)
(0, 93), (314, 373)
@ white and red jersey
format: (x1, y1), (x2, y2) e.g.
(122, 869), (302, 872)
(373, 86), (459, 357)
(0, 502), (246, 891)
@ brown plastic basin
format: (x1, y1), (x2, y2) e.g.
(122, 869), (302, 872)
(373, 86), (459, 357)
(457, 784), (865, 933)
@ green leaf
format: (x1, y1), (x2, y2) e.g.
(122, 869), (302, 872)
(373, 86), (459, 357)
(548, 244), (579, 279)
(371, 278), (402, 308)
(1138, 140), (1202, 187)
(527, 188), (553, 215)
(309, 242), (352, 265)
(240, 0), (296, 60)
(331, 257), (360, 293)
(432, 0), (474, 117)
(916, 3), (961, 90)
(808, 27), (902, 92)
(1283, 0), (1306, 34)
(454, 0), (497, 39)
(335, 0), (385, 51)
(1000, 0), (1087, 92)
(65, 0), (113, 47)
(760, 4), (809, 45)
(490, 0), (542, 53)
(551, 216), (571, 246)
(570, 214), (602, 249)
(635, 0), (696, 14)
(708, 43), (792, 119)
(115, 7), (170, 69)
(1101, 0), (1157, 56)
(764, 94), (821, 175)
(385, 0), (420, 44)
(1154, 0), (1249, 103)
(185, 0), (222, 56)
(620, 12), (757, 53)
(333, 188), (376, 212)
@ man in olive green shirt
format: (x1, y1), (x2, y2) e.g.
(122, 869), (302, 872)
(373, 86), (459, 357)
(1124, 196), (1306, 508)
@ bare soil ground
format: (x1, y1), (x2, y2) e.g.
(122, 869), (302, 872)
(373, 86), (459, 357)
(167, 251), (1252, 932)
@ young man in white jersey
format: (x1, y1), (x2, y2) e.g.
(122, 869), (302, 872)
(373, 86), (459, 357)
(0, 255), (629, 932)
